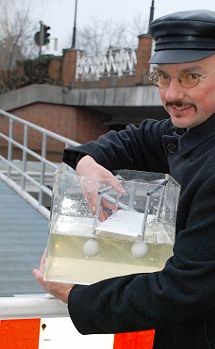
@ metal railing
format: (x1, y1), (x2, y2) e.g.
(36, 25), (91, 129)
(0, 109), (79, 219)
(76, 47), (137, 81)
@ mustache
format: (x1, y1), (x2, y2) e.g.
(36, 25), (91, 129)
(166, 101), (196, 110)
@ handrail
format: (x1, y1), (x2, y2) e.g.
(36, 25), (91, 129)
(0, 109), (80, 219)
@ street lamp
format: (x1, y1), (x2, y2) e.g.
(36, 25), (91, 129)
(71, 0), (78, 48)
(148, 0), (155, 31)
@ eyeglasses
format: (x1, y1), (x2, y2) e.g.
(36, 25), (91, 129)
(149, 69), (215, 89)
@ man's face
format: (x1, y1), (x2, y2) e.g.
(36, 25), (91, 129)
(157, 54), (215, 128)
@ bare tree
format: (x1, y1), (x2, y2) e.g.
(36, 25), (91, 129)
(130, 12), (149, 38)
(76, 15), (148, 56)
(0, 0), (38, 73)
(78, 20), (131, 55)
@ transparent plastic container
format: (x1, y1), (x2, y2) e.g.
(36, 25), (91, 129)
(44, 163), (180, 284)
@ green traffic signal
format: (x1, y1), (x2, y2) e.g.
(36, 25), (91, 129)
(34, 23), (51, 46)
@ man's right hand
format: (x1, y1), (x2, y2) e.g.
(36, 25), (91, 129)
(76, 155), (125, 220)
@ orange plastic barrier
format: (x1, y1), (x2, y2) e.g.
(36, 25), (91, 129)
(0, 319), (41, 349)
(114, 330), (155, 349)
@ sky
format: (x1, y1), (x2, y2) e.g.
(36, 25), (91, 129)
(33, 0), (215, 53)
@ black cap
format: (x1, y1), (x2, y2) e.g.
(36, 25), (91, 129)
(149, 10), (215, 64)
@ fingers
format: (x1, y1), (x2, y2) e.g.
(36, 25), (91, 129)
(39, 248), (47, 272)
(32, 268), (44, 287)
(32, 268), (74, 304)
(33, 249), (74, 304)
(76, 155), (127, 221)
(32, 248), (47, 287)
(77, 155), (125, 195)
(83, 178), (126, 222)
(111, 176), (126, 195)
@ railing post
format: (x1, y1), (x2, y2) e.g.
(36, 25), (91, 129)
(39, 132), (47, 206)
(21, 125), (28, 190)
(7, 118), (13, 178)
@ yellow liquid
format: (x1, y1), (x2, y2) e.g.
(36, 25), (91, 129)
(44, 233), (173, 284)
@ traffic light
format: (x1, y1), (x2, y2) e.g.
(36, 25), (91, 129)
(34, 22), (51, 46)
(43, 25), (51, 45)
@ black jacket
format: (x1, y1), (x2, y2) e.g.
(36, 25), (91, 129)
(63, 115), (215, 349)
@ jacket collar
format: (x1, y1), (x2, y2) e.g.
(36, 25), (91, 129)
(173, 114), (215, 155)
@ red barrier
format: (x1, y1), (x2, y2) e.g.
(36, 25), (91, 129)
(0, 319), (41, 349)
(114, 330), (155, 349)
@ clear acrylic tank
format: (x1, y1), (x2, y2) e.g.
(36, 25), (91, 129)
(44, 163), (180, 284)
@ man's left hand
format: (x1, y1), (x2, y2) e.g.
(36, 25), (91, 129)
(33, 249), (74, 304)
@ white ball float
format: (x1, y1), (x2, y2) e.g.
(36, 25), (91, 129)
(83, 239), (99, 257)
(131, 241), (149, 258)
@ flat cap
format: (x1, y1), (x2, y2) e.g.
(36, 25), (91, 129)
(149, 10), (215, 64)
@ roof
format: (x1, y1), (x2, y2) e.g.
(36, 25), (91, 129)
(0, 179), (48, 296)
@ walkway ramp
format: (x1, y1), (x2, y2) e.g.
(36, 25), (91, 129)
(0, 179), (48, 297)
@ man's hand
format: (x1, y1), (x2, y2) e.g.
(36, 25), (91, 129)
(76, 155), (125, 220)
(33, 249), (74, 304)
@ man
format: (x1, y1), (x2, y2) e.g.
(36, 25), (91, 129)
(33, 10), (215, 348)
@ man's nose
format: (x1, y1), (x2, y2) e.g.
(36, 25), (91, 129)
(164, 78), (185, 100)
